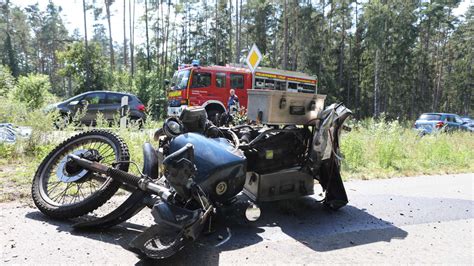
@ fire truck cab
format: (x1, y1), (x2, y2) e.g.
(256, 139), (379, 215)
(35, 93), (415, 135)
(167, 63), (317, 119)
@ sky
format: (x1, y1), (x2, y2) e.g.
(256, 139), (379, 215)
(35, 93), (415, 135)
(10, 0), (148, 44)
(8, 0), (473, 47)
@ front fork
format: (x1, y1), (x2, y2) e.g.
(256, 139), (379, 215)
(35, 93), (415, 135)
(68, 153), (213, 238)
(68, 153), (172, 200)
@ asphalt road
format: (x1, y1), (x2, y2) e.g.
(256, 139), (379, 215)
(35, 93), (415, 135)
(1, 173), (473, 264)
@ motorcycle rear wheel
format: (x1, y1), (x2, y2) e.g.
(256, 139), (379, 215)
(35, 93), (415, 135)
(31, 130), (130, 219)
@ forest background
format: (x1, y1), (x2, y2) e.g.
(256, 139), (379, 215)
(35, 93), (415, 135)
(0, 0), (472, 120)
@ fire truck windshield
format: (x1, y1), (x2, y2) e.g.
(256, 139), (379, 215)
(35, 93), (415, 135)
(171, 70), (190, 90)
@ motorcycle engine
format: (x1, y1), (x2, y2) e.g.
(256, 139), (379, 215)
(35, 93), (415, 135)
(241, 127), (310, 174)
(180, 107), (207, 133)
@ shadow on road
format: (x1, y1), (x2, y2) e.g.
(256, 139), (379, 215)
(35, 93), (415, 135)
(23, 195), (410, 265)
(257, 196), (409, 252)
(137, 196), (410, 265)
(25, 211), (148, 251)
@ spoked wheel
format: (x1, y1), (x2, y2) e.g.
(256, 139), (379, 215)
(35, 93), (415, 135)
(130, 224), (188, 259)
(32, 130), (130, 219)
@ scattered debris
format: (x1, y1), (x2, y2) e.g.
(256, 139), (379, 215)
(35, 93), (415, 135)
(0, 123), (32, 143)
(215, 228), (232, 247)
(0, 124), (16, 143)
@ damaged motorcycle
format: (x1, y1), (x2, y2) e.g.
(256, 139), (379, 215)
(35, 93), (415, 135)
(31, 90), (351, 259)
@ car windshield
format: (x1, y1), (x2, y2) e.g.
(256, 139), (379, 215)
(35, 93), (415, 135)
(65, 93), (87, 103)
(171, 70), (190, 90)
(418, 114), (442, 121)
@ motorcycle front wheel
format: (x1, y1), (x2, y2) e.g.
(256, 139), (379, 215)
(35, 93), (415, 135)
(31, 130), (130, 219)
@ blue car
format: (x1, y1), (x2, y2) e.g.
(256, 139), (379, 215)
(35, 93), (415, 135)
(461, 117), (474, 132)
(414, 113), (471, 134)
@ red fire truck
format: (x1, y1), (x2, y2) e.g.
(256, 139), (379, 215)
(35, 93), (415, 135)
(167, 63), (318, 119)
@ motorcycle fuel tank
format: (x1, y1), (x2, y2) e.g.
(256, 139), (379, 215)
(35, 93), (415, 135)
(169, 133), (247, 201)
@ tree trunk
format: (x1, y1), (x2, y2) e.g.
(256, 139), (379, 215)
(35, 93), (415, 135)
(123, 0), (128, 67)
(464, 59), (472, 115)
(347, 36), (352, 105)
(144, 0), (150, 71)
(67, 76), (72, 98)
(338, 3), (345, 90)
(160, 0), (164, 66)
(420, 1), (432, 113)
(105, 0), (115, 72)
(235, 0), (239, 63)
(163, 0), (171, 78)
(215, 0), (219, 64)
(239, 0), (242, 58)
(292, 0), (298, 71)
(82, 0), (89, 52)
(282, 0), (289, 70)
(155, 0), (161, 75)
(318, 0), (325, 90)
(229, 0), (232, 63)
(129, 0), (135, 77)
(355, 1), (360, 117)
(433, 8), (451, 111)
(82, 0), (90, 89)
(3, 1), (19, 77)
(374, 49), (380, 117)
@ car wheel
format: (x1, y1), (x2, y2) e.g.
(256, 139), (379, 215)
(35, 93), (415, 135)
(54, 114), (71, 130)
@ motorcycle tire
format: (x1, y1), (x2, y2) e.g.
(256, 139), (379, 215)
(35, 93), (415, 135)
(32, 130), (130, 219)
(130, 224), (188, 259)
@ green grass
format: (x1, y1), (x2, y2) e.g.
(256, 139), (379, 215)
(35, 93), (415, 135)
(0, 96), (162, 201)
(340, 119), (474, 180)
(1, 111), (473, 202)
(0, 127), (160, 202)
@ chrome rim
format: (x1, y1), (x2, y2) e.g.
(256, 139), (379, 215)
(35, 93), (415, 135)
(39, 136), (119, 207)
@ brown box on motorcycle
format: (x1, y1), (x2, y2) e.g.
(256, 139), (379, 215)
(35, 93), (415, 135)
(243, 168), (314, 202)
(247, 90), (326, 125)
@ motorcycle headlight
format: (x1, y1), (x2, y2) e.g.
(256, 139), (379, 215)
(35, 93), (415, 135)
(168, 121), (181, 134)
(163, 118), (183, 137)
